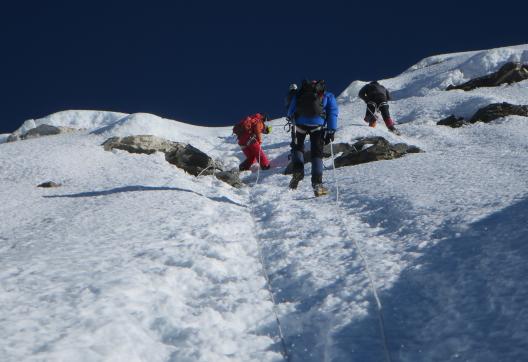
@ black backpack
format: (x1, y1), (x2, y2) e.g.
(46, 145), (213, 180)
(294, 80), (326, 118)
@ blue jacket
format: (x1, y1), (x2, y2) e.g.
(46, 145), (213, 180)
(287, 92), (338, 131)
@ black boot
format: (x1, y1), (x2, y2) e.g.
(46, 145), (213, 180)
(313, 183), (329, 197)
(388, 126), (401, 135)
(289, 172), (304, 189)
(311, 174), (328, 196)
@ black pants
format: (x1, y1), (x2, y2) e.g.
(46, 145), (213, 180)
(291, 125), (324, 185)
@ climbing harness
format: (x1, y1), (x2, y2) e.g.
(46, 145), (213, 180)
(366, 101), (389, 121)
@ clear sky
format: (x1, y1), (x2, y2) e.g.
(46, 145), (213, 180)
(1, 0), (527, 133)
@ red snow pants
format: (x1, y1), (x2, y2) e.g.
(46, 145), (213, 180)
(239, 142), (270, 170)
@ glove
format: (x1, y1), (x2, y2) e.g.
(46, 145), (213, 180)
(265, 125), (272, 134)
(324, 130), (335, 145)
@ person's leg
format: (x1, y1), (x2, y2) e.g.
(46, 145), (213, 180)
(378, 102), (395, 128)
(309, 128), (325, 186)
(309, 128), (329, 196)
(289, 128), (307, 189)
(365, 102), (377, 127)
(257, 144), (270, 169)
(291, 129), (306, 174)
(239, 145), (257, 171)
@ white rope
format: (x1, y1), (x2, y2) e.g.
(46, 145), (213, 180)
(197, 164), (214, 177)
(329, 141), (339, 203)
(202, 134), (289, 359)
(248, 138), (290, 360)
(250, 207), (291, 361)
(366, 101), (380, 122)
(254, 142), (262, 186)
(329, 140), (392, 362)
(196, 134), (236, 180)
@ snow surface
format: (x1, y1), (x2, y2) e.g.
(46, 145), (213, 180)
(1, 44), (528, 362)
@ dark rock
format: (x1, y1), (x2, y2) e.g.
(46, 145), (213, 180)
(7, 124), (77, 142)
(214, 170), (244, 188)
(447, 62), (528, 91)
(470, 102), (528, 123)
(165, 144), (222, 176)
(38, 181), (62, 188)
(6, 134), (20, 142)
(334, 137), (423, 168)
(406, 145), (422, 154)
(26, 124), (77, 139)
(284, 137), (422, 172)
(437, 115), (469, 128)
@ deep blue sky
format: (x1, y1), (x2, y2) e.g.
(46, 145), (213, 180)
(1, 0), (527, 133)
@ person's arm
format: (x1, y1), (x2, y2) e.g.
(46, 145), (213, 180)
(324, 93), (339, 131)
(386, 88), (391, 101)
(287, 96), (297, 119)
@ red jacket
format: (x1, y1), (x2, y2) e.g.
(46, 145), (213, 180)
(237, 113), (267, 146)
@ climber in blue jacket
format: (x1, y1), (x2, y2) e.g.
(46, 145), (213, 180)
(287, 79), (339, 197)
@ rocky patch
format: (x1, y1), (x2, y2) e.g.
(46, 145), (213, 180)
(470, 103), (528, 123)
(37, 181), (62, 188)
(438, 102), (528, 128)
(334, 137), (422, 168)
(8, 124), (78, 142)
(102, 135), (242, 188)
(284, 137), (422, 173)
(437, 115), (469, 128)
(447, 62), (528, 91)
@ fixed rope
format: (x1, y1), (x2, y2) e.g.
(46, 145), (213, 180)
(329, 140), (392, 362)
(250, 139), (290, 360)
(251, 206), (291, 361)
(204, 135), (289, 360)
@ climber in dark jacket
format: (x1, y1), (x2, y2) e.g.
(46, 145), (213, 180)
(358, 81), (400, 134)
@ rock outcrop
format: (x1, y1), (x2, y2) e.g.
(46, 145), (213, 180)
(333, 137), (422, 168)
(436, 115), (469, 128)
(470, 103), (528, 124)
(284, 137), (422, 173)
(214, 170), (244, 189)
(7, 124), (78, 142)
(164, 144), (222, 177)
(437, 102), (528, 128)
(37, 181), (62, 188)
(102, 135), (178, 154)
(102, 135), (242, 187)
(447, 62), (528, 91)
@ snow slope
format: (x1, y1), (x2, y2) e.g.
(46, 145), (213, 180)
(1, 44), (527, 362)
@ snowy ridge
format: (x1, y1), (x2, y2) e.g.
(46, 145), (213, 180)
(1, 44), (528, 361)
(339, 44), (528, 102)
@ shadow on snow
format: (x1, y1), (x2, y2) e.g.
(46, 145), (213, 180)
(333, 197), (528, 362)
(43, 185), (247, 208)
